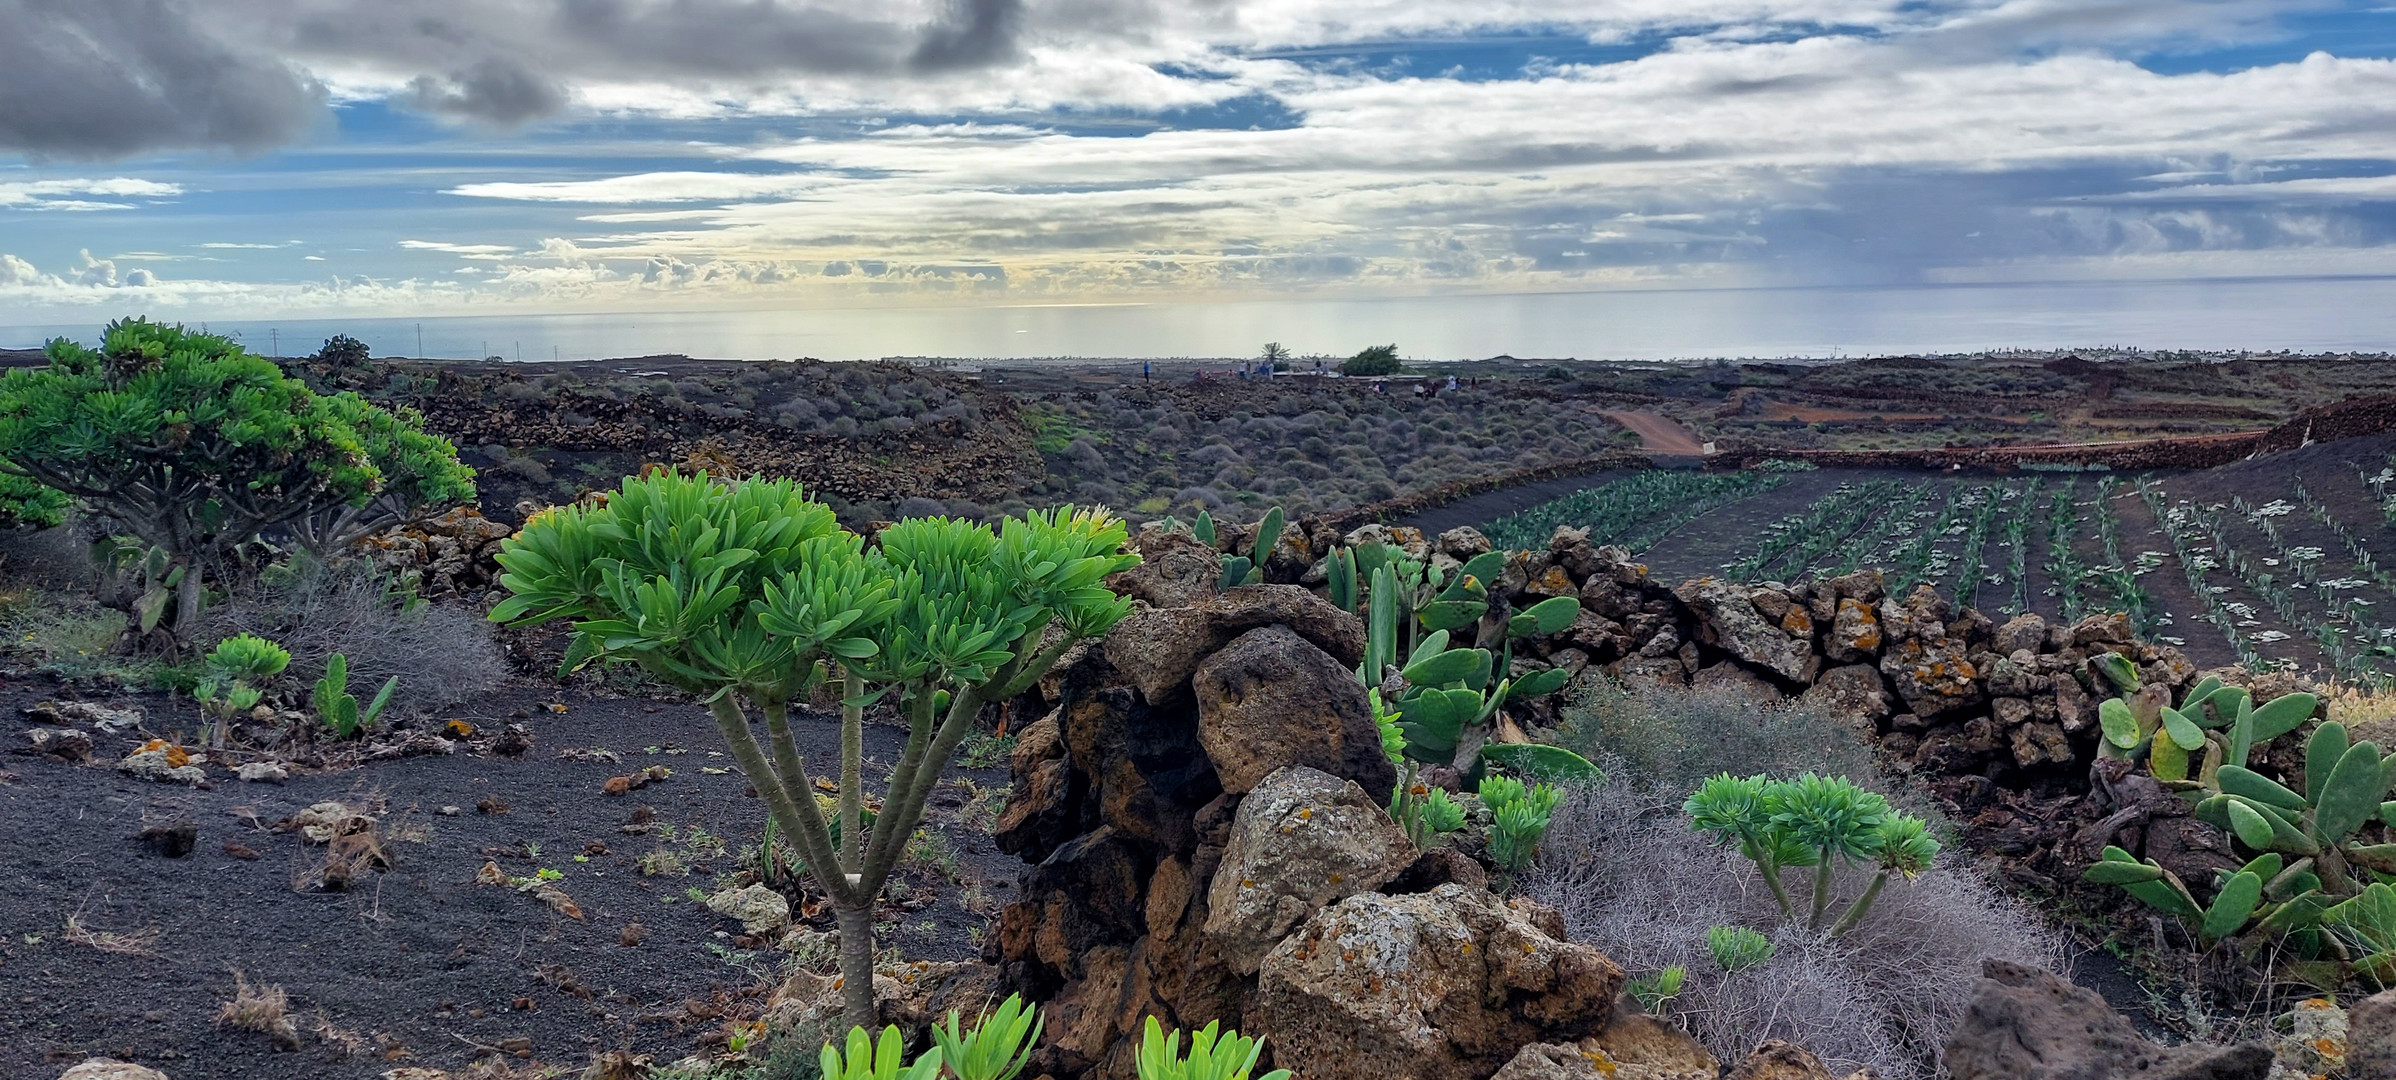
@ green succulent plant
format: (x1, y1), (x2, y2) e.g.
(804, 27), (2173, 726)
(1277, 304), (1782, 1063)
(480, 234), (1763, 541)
(1686, 773), (1939, 936)
(1627, 965), (1686, 1014)
(2088, 720), (2396, 975)
(1133, 1017), (1289, 1080)
(820, 1024), (942, 1080)
(2095, 669), (2318, 789)
(1481, 775), (1562, 873)
(1706, 925), (1776, 973)
(930, 993), (1043, 1080)
(1214, 506), (1284, 590)
(194, 633), (292, 741)
(311, 652), (397, 740)
(491, 471), (1137, 1024)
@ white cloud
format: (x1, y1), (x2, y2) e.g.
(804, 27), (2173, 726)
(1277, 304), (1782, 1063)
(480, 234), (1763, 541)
(0, 177), (182, 211)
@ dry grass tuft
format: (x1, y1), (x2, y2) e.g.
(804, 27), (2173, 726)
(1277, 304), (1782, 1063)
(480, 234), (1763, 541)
(2324, 680), (2396, 726)
(188, 554), (505, 718)
(1523, 779), (2064, 1080)
(215, 968), (300, 1049)
(62, 912), (161, 956)
(1552, 679), (1881, 795)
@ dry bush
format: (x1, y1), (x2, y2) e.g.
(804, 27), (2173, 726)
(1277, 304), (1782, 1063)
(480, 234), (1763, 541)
(1522, 778), (2064, 1080)
(190, 555), (505, 717)
(1553, 679), (1880, 794)
(216, 968), (300, 1049)
(62, 912), (162, 955)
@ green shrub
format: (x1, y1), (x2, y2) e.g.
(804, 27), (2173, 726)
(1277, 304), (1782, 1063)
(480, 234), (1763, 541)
(490, 471), (1136, 1024)
(1339, 344), (1401, 377)
(0, 318), (474, 639)
(1685, 773), (1939, 935)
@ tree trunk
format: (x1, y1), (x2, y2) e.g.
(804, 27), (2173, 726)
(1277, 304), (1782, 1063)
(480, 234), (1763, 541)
(173, 565), (203, 646)
(836, 902), (876, 1027)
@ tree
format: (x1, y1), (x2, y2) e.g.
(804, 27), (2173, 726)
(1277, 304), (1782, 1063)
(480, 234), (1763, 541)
(314, 334), (371, 370)
(1260, 342), (1291, 370)
(286, 393), (479, 554)
(490, 472), (1138, 1024)
(0, 318), (475, 639)
(1341, 343), (1401, 377)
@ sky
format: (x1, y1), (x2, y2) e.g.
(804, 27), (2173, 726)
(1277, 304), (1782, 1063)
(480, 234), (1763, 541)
(3, 0), (2396, 334)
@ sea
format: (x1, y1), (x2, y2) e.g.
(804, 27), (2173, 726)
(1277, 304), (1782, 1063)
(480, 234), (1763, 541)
(8, 275), (2396, 364)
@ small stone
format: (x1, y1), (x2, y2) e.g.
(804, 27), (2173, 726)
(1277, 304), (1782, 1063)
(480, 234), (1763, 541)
(115, 749), (205, 785)
(234, 762), (288, 784)
(619, 923), (650, 947)
(436, 805), (461, 817)
(19, 727), (93, 761)
(706, 883), (791, 936)
(136, 822), (198, 858)
(58, 1060), (173, 1080)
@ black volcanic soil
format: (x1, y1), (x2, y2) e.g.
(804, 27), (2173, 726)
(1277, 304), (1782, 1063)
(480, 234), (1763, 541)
(0, 677), (1012, 1080)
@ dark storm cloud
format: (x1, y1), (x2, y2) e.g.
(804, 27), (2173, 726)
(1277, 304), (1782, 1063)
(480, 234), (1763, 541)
(1, 0), (1042, 157)
(403, 58), (568, 126)
(0, 0), (325, 158)
(910, 0), (1025, 72)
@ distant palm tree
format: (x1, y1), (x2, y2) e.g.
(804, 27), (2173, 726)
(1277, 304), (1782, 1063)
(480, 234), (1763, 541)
(1260, 342), (1291, 370)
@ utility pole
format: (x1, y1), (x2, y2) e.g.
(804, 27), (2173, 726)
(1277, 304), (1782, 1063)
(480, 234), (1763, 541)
(270, 328), (278, 359)
(553, 345), (560, 363)
(515, 340), (521, 363)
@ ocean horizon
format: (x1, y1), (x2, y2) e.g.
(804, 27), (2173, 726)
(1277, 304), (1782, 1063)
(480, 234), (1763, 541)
(9, 275), (2396, 364)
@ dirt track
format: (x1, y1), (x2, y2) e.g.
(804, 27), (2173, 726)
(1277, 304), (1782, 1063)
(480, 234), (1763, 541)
(1603, 411), (1707, 456)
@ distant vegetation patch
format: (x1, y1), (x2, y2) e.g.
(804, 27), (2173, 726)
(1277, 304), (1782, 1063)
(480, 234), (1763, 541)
(1481, 470), (1789, 552)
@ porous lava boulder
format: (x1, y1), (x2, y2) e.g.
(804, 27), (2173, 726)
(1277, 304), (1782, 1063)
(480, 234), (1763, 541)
(2352, 988), (2396, 1079)
(1253, 884), (1624, 1080)
(1798, 663), (1892, 726)
(1193, 625), (1394, 800)
(1203, 765), (1417, 974)
(1944, 960), (2270, 1080)
(1110, 528), (1226, 609)
(1674, 578), (1818, 685)
(1104, 585), (1365, 704)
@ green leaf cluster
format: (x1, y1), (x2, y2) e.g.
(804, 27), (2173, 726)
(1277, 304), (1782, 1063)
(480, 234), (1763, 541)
(1706, 925), (1775, 973)
(930, 994), (1043, 1080)
(195, 633), (290, 719)
(1686, 773), (1939, 936)
(1133, 1017), (1289, 1080)
(0, 318), (474, 632)
(2087, 719), (2396, 975)
(1482, 775), (1561, 872)
(312, 652), (397, 739)
(2096, 669), (2317, 788)
(490, 470), (1136, 1022)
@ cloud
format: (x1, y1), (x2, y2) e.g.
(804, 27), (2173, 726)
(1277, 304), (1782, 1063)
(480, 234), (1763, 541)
(403, 57), (567, 126)
(0, 177), (184, 209)
(0, 0), (324, 158)
(399, 239), (520, 255)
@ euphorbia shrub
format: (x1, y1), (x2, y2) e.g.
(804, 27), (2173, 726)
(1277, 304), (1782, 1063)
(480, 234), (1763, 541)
(490, 471), (1136, 1022)
(0, 318), (474, 638)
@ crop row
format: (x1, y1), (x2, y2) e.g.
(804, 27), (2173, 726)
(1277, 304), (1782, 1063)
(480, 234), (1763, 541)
(1480, 469), (1791, 553)
(2087, 477), (2159, 636)
(1723, 479), (1904, 582)
(2136, 478), (2265, 669)
(1948, 484), (2006, 612)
